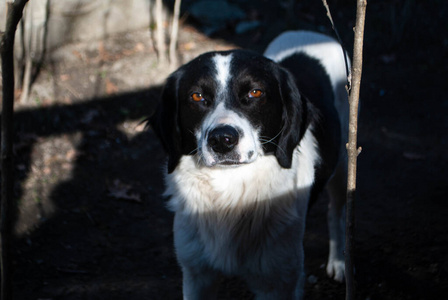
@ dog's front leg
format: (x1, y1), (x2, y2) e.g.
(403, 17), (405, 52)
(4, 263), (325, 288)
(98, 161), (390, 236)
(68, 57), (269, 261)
(181, 265), (219, 300)
(246, 237), (306, 300)
(248, 268), (305, 300)
(173, 214), (220, 300)
(253, 279), (305, 300)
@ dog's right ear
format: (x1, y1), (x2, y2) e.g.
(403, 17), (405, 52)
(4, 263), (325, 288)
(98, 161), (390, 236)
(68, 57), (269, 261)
(150, 73), (183, 173)
(274, 67), (305, 169)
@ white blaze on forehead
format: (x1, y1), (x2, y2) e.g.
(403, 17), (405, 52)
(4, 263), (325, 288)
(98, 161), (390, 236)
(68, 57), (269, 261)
(213, 53), (233, 90)
(206, 103), (234, 125)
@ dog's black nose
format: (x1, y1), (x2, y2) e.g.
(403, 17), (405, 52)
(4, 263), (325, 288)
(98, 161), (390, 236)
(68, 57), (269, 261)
(208, 125), (239, 153)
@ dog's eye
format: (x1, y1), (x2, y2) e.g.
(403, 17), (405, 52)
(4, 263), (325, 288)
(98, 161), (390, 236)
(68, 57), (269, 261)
(191, 92), (205, 102)
(248, 89), (263, 98)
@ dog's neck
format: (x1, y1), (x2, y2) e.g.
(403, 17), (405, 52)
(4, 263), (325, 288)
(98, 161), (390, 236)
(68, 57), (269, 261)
(164, 128), (319, 216)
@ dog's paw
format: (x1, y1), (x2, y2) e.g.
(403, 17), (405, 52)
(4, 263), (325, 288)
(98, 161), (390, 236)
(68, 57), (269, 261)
(326, 258), (345, 282)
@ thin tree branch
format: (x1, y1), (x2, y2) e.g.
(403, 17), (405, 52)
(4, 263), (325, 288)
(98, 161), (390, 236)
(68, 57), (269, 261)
(1, 1), (30, 299)
(345, 1), (367, 300)
(321, 0), (351, 90)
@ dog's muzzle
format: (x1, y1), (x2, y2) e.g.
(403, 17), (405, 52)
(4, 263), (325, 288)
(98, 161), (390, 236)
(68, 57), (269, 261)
(198, 111), (259, 167)
(207, 125), (239, 154)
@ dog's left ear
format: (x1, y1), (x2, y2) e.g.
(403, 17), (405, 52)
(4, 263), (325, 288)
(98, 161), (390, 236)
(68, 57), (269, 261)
(150, 73), (183, 173)
(275, 67), (311, 168)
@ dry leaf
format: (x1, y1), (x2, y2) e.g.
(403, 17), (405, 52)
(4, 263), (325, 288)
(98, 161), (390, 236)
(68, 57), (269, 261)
(15, 88), (22, 99)
(380, 54), (396, 64)
(65, 149), (78, 161)
(43, 167), (52, 175)
(403, 152), (425, 161)
(107, 179), (142, 203)
(181, 41), (196, 51)
(60, 74), (71, 81)
(72, 50), (85, 61)
(98, 41), (109, 62)
(134, 42), (145, 52)
(106, 79), (119, 95)
(81, 109), (99, 124)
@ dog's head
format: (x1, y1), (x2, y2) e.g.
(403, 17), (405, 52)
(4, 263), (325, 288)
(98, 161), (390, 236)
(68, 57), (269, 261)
(152, 50), (310, 173)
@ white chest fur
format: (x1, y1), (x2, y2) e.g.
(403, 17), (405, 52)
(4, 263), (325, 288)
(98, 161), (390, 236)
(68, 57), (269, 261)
(164, 128), (319, 273)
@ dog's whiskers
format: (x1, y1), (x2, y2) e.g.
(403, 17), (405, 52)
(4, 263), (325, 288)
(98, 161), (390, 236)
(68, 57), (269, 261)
(191, 148), (206, 166)
(259, 128), (284, 145)
(188, 147), (199, 156)
(187, 147), (203, 165)
(259, 128), (287, 156)
(259, 138), (287, 157)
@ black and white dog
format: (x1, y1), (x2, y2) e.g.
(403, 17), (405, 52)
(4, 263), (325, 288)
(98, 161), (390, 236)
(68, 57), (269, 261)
(152, 30), (349, 299)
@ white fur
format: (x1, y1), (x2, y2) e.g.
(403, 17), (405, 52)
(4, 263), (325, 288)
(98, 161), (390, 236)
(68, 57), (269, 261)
(197, 102), (260, 166)
(213, 53), (232, 92)
(165, 129), (319, 299)
(166, 128), (318, 215)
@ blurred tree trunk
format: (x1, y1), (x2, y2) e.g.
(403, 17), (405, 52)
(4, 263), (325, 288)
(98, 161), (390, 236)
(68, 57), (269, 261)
(169, 0), (182, 68)
(1, 1), (30, 298)
(16, 0), (50, 104)
(152, 0), (182, 67)
(14, 13), (26, 90)
(19, 1), (33, 104)
(31, 0), (51, 88)
(154, 0), (167, 64)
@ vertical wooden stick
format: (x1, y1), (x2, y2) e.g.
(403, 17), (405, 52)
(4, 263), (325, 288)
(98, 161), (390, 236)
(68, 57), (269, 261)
(345, 1), (367, 300)
(1, 1), (29, 299)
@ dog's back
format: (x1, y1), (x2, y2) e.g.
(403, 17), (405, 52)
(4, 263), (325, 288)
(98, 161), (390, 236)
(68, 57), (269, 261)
(264, 30), (350, 141)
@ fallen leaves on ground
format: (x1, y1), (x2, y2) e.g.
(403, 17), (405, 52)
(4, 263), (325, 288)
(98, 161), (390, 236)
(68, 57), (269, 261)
(107, 179), (142, 203)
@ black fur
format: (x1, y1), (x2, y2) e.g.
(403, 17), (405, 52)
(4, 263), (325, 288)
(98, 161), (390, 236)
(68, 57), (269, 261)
(278, 54), (342, 204)
(151, 73), (183, 173)
(152, 50), (322, 173)
(152, 50), (342, 186)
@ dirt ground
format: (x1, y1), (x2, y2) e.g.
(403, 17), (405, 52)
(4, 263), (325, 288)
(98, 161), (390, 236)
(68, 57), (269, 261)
(5, 0), (448, 299)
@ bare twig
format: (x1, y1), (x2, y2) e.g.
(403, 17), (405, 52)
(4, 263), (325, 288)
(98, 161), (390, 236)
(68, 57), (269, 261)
(169, 0), (182, 68)
(321, 1), (367, 299)
(345, 1), (367, 300)
(1, 1), (30, 299)
(321, 0), (351, 90)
